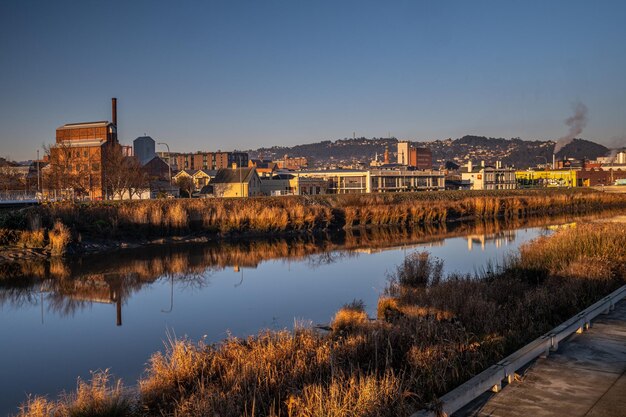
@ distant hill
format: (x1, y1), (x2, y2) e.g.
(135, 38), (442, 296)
(555, 139), (609, 161)
(248, 136), (610, 169)
(250, 137), (397, 167)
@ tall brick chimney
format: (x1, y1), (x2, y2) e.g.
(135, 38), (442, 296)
(111, 97), (117, 127)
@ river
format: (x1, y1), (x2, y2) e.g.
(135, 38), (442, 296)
(0, 213), (609, 415)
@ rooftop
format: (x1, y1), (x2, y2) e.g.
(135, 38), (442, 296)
(212, 167), (256, 184)
(54, 139), (108, 147)
(57, 121), (112, 129)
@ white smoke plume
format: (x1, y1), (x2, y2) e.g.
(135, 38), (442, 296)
(606, 149), (618, 163)
(554, 102), (588, 155)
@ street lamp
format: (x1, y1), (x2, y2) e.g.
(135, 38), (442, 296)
(157, 142), (172, 185)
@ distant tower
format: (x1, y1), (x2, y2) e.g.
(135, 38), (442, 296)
(384, 147), (390, 164)
(397, 141), (410, 165)
(133, 136), (157, 165)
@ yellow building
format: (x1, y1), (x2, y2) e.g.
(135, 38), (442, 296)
(211, 167), (261, 197)
(516, 169), (577, 188)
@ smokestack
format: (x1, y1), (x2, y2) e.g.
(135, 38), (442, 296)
(111, 97), (118, 127)
(467, 161), (472, 172)
(552, 154), (556, 170)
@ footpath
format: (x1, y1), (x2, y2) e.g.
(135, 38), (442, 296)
(457, 300), (626, 417)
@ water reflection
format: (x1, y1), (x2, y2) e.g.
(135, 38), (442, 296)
(0, 211), (615, 325)
(466, 229), (517, 251)
(0, 211), (623, 415)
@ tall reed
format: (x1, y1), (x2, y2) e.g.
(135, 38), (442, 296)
(15, 221), (626, 417)
(2, 190), (625, 254)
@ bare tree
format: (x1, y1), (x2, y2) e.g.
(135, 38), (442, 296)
(44, 142), (76, 199)
(126, 157), (150, 199)
(0, 166), (25, 193)
(104, 143), (149, 199)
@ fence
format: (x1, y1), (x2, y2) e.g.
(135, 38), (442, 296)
(0, 190), (40, 203)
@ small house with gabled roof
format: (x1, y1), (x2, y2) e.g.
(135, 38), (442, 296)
(211, 167), (261, 197)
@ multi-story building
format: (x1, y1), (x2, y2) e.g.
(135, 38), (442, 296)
(397, 141), (410, 165)
(397, 141), (432, 169)
(293, 168), (445, 194)
(516, 168), (626, 188)
(48, 98), (119, 199)
(172, 151), (248, 171)
(461, 161), (517, 190)
(274, 154), (308, 170)
(408, 147), (432, 170)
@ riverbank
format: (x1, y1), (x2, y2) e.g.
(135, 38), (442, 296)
(14, 220), (626, 417)
(0, 210), (621, 283)
(1, 189), (626, 261)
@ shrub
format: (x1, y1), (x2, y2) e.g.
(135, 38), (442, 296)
(389, 251), (443, 289)
(49, 221), (71, 256)
(0, 228), (21, 246)
(18, 229), (46, 249)
(332, 299), (369, 332)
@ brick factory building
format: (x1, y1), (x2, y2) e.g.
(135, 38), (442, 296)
(47, 98), (120, 199)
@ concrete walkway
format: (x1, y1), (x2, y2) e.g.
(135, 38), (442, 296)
(456, 300), (626, 417)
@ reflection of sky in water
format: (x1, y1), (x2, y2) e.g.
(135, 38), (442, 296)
(0, 226), (549, 415)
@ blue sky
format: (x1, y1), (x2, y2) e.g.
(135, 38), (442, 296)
(1, 0), (625, 160)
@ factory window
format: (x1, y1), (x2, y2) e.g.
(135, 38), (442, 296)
(84, 151), (88, 157)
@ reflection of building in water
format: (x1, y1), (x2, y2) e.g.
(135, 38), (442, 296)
(353, 240), (445, 255)
(467, 230), (516, 251)
(49, 273), (132, 326)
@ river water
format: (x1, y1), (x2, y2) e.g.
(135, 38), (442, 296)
(0, 214), (605, 415)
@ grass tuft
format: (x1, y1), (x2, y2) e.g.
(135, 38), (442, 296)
(48, 221), (71, 256)
(16, 370), (134, 417)
(13, 221), (626, 417)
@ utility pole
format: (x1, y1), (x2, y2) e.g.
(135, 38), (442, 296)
(36, 149), (40, 197)
(238, 154), (243, 197)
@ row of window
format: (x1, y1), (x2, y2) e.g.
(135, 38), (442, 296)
(67, 163), (100, 172)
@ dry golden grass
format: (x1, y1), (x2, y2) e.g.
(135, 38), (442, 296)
(288, 371), (410, 417)
(17, 229), (45, 249)
(15, 396), (56, 417)
(14, 221), (626, 417)
(13, 189), (626, 246)
(331, 300), (369, 332)
(15, 371), (134, 417)
(519, 222), (626, 276)
(48, 221), (71, 256)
